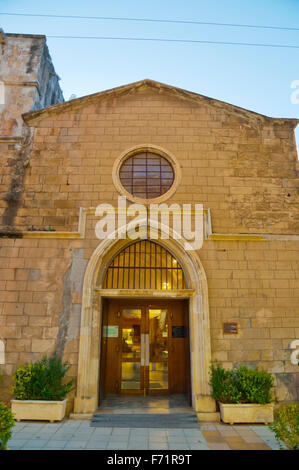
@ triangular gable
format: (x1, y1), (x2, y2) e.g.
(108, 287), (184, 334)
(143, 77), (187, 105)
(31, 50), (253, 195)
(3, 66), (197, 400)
(22, 78), (298, 128)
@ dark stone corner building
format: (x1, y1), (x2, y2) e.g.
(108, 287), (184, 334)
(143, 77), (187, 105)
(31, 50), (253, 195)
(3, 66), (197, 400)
(0, 30), (298, 419)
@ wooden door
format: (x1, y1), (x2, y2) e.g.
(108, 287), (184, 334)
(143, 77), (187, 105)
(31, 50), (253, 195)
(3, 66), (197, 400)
(168, 301), (190, 394)
(100, 299), (190, 398)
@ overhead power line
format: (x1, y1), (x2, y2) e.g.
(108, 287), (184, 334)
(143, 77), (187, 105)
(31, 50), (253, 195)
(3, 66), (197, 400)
(45, 35), (299, 49)
(1, 11), (299, 32)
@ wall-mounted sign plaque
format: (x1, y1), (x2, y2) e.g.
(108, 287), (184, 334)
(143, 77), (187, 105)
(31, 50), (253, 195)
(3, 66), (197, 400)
(103, 326), (119, 338)
(223, 322), (238, 334)
(172, 326), (186, 338)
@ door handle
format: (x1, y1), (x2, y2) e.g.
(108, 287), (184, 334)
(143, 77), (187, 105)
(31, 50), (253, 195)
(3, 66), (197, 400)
(141, 334), (149, 366)
(141, 334), (144, 366)
(145, 334), (149, 366)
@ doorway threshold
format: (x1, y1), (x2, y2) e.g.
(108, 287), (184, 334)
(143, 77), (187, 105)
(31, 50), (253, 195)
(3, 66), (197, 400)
(92, 395), (199, 428)
(96, 394), (192, 415)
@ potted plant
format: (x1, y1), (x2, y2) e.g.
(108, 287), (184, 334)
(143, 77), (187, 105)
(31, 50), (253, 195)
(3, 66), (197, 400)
(268, 402), (299, 450)
(209, 363), (274, 424)
(11, 353), (74, 423)
(0, 402), (15, 450)
(0, 370), (15, 450)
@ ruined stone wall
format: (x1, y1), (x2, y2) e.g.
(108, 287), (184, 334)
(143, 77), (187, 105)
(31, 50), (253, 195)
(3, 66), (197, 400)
(0, 85), (298, 407)
(0, 32), (64, 231)
(0, 33), (64, 137)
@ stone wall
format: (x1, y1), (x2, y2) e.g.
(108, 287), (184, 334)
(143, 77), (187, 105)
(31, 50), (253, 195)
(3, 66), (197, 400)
(0, 224), (298, 405)
(3, 84), (297, 234)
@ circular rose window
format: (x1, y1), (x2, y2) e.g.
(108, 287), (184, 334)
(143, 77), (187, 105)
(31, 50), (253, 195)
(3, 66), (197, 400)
(119, 152), (175, 200)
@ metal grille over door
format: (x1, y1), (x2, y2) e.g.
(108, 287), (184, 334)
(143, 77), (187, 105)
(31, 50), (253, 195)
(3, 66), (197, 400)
(103, 240), (186, 290)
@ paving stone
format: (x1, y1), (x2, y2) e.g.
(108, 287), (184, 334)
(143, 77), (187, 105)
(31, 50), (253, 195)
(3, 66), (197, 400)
(184, 431), (205, 439)
(130, 429), (149, 435)
(86, 444), (108, 449)
(92, 428), (113, 434)
(149, 428), (168, 437)
(208, 443), (231, 450)
(43, 447), (66, 451)
(22, 440), (49, 449)
(64, 441), (88, 450)
(167, 429), (186, 435)
(15, 432), (40, 439)
(149, 440), (168, 446)
(7, 419), (281, 451)
(217, 429), (240, 436)
(242, 436), (265, 444)
(247, 443), (271, 450)
(8, 439), (28, 449)
(128, 436), (148, 442)
(53, 435), (76, 441)
(199, 424), (218, 431)
(186, 438), (207, 445)
(149, 444), (169, 450)
(128, 443), (148, 449)
(189, 443), (210, 450)
(168, 444), (191, 450)
(223, 436), (250, 449)
(266, 442), (283, 450)
(42, 440), (67, 449)
(168, 437), (189, 444)
(111, 428), (131, 434)
(127, 444), (149, 450)
(107, 443), (128, 450)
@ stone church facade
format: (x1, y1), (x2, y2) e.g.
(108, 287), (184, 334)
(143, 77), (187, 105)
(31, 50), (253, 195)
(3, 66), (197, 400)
(0, 32), (299, 418)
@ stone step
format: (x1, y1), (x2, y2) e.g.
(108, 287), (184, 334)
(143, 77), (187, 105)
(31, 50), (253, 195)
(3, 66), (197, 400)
(90, 413), (200, 428)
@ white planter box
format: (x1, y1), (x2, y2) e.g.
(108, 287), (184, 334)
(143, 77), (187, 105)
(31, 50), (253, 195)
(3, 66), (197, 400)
(11, 399), (67, 423)
(219, 403), (274, 424)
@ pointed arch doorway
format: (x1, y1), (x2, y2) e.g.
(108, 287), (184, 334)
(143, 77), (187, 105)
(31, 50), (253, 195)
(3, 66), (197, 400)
(99, 240), (190, 399)
(73, 222), (214, 418)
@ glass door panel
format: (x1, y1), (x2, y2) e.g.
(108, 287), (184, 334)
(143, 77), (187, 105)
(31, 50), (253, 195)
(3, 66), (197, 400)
(148, 309), (169, 391)
(121, 363), (141, 390)
(149, 362), (168, 390)
(119, 307), (169, 393)
(121, 309), (142, 390)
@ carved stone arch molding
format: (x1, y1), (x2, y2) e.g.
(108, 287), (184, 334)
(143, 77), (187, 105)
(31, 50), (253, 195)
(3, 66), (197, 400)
(73, 219), (215, 418)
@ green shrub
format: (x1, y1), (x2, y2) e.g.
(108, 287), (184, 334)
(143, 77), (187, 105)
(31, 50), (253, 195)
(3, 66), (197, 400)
(11, 353), (75, 401)
(209, 363), (274, 404)
(269, 403), (299, 450)
(0, 402), (15, 450)
(209, 363), (242, 403)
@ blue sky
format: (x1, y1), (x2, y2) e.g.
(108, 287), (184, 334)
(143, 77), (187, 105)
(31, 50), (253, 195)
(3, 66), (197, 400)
(1, 0), (299, 148)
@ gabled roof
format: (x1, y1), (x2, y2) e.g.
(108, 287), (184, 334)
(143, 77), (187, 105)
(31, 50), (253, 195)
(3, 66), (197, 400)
(22, 78), (298, 127)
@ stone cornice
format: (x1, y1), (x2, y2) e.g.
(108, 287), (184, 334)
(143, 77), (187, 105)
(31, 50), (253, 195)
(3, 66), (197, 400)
(4, 80), (41, 97)
(95, 288), (195, 298)
(5, 33), (46, 39)
(0, 207), (298, 242)
(0, 136), (23, 143)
